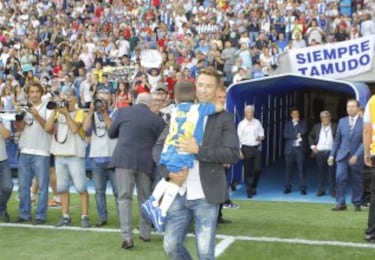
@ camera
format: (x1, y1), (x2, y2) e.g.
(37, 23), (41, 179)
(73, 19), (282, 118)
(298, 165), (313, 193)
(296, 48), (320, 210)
(15, 101), (33, 121)
(46, 100), (69, 110)
(93, 98), (107, 111)
(15, 111), (26, 121)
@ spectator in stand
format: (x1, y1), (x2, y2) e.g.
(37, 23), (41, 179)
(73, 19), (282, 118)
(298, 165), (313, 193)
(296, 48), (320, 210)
(306, 19), (325, 45)
(292, 31), (307, 49)
(334, 23), (350, 42)
(360, 13), (375, 36)
(235, 43), (252, 71)
(115, 81), (132, 109)
(233, 67), (249, 83)
(221, 40), (236, 85)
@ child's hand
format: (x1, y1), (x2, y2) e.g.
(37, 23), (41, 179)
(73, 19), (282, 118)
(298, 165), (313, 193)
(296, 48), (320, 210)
(169, 168), (188, 187)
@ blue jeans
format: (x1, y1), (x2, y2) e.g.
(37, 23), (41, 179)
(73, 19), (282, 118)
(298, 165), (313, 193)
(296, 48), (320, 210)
(91, 160), (118, 221)
(163, 195), (219, 260)
(0, 159), (13, 213)
(18, 154), (50, 220)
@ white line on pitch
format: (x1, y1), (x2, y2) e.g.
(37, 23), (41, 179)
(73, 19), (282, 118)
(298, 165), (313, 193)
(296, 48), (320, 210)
(235, 236), (375, 249)
(2, 223), (375, 251)
(215, 237), (236, 257)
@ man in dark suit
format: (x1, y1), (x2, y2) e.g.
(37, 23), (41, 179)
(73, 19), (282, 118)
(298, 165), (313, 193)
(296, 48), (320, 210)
(108, 93), (165, 249)
(328, 99), (364, 211)
(154, 67), (240, 259)
(308, 110), (337, 197)
(283, 107), (307, 195)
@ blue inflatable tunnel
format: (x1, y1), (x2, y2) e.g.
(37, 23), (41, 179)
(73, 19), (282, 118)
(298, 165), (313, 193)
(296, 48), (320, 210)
(226, 73), (370, 183)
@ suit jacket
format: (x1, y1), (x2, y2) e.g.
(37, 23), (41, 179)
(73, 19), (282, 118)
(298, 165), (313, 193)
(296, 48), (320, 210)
(108, 104), (165, 174)
(153, 111), (240, 205)
(283, 119), (307, 155)
(330, 116), (364, 163)
(308, 122), (337, 149)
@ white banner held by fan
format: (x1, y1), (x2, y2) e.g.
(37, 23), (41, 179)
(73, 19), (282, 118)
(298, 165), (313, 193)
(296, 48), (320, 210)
(140, 49), (163, 68)
(289, 36), (374, 79)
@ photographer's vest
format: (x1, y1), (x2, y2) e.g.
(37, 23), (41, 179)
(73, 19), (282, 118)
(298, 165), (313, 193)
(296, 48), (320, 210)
(19, 102), (52, 156)
(369, 96), (375, 156)
(50, 109), (87, 158)
(89, 112), (117, 158)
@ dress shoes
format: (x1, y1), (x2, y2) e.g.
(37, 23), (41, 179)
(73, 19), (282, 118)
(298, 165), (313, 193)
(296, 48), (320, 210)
(354, 205), (361, 212)
(283, 187), (292, 194)
(139, 236), (151, 242)
(300, 189), (307, 195)
(316, 191), (326, 197)
(121, 239), (134, 250)
(331, 204), (347, 211)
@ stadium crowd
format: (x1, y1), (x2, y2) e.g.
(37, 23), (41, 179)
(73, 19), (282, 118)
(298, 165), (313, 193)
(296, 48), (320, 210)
(0, 0), (373, 102)
(0, 0), (375, 256)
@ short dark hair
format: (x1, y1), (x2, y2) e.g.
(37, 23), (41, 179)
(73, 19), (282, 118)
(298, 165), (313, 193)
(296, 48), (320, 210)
(174, 80), (196, 103)
(289, 107), (300, 114)
(347, 99), (360, 107)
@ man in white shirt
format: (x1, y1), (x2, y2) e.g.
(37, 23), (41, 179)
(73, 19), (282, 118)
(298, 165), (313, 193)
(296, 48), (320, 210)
(238, 105), (265, 198)
(360, 13), (375, 37)
(14, 82), (52, 224)
(308, 111), (337, 197)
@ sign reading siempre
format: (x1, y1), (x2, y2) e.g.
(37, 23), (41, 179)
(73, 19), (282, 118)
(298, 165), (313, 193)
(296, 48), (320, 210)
(289, 36), (374, 79)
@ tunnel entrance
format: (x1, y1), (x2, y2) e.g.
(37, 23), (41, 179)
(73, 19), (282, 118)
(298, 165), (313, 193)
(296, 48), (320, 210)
(226, 74), (370, 201)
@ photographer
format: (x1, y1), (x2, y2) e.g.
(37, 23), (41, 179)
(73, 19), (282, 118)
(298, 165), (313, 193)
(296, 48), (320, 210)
(82, 89), (118, 227)
(45, 88), (90, 228)
(0, 115), (12, 222)
(14, 81), (52, 224)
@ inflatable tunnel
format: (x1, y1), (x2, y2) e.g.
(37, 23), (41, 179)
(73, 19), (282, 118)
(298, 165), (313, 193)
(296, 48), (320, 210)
(226, 73), (370, 182)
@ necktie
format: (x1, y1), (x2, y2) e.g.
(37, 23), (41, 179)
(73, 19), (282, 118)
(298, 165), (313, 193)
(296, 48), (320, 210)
(349, 117), (354, 131)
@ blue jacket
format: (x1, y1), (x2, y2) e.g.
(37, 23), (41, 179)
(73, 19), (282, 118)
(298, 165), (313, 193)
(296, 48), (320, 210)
(283, 119), (307, 155)
(330, 116), (364, 163)
(108, 104), (166, 174)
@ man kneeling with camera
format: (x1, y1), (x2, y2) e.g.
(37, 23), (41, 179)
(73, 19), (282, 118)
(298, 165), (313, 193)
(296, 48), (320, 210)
(45, 88), (90, 228)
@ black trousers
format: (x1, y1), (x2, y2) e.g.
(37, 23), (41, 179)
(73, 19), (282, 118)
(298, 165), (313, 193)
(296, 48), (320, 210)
(242, 145), (262, 194)
(285, 147), (306, 190)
